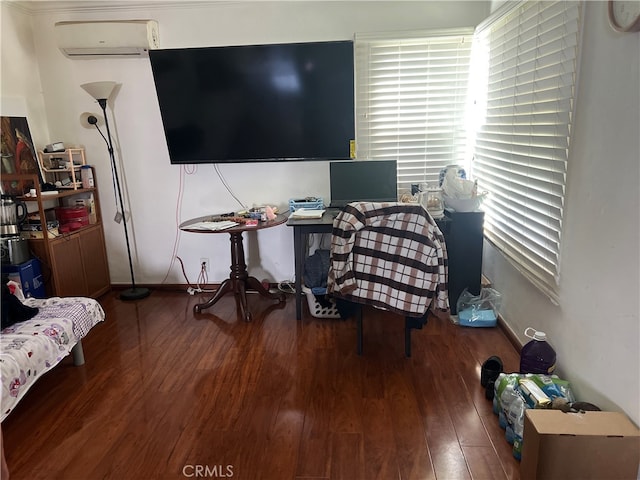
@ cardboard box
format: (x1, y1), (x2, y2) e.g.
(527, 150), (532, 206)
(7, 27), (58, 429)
(521, 409), (640, 480)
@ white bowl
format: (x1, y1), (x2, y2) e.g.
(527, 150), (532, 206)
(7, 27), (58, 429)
(443, 193), (487, 212)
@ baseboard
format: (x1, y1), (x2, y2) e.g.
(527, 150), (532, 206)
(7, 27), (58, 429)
(108, 282), (284, 292)
(497, 313), (522, 353)
(479, 274), (520, 352)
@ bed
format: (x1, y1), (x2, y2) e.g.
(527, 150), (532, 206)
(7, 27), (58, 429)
(0, 296), (105, 422)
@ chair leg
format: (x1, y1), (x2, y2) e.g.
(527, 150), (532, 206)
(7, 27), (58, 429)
(404, 313), (429, 358)
(356, 307), (363, 355)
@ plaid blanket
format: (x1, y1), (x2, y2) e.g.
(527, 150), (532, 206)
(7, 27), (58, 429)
(327, 202), (449, 316)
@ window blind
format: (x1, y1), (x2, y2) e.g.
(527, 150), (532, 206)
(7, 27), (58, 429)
(472, 1), (583, 303)
(355, 29), (474, 195)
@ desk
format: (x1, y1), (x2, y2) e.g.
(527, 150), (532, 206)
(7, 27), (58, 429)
(180, 214), (287, 321)
(286, 212), (335, 320)
(286, 208), (484, 319)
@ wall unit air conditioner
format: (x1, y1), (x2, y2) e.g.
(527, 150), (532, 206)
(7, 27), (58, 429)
(55, 20), (159, 58)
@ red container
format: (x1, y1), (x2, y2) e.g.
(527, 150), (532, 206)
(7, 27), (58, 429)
(55, 206), (89, 231)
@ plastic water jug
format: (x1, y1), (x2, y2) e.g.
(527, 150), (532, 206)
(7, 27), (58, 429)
(519, 327), (556, 374)
(80, 165), (94, 189)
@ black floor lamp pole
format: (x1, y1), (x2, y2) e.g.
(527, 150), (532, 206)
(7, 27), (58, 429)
(95, 99), (150, 301)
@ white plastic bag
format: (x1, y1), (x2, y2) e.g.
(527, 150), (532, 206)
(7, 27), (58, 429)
(442, 168), (476, 199)
(456, 287), (502, 327)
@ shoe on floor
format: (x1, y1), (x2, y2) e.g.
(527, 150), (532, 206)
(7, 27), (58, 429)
(485, 378), (496, 400)
(480, 355), (503, 388)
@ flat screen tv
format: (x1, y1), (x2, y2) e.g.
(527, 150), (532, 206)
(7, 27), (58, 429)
(149, 40), (355, 164)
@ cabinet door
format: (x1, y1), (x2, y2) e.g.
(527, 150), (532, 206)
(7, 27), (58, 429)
(79, 226), (110, 298)
(49, 234), (86, 296)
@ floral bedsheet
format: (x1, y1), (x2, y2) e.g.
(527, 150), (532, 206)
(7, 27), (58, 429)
(0, 297), (105, 421)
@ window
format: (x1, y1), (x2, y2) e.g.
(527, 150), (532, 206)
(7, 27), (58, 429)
(354, 1), (582, 303)
(471, 1), (583, 303)
(355, 29), (474, 195)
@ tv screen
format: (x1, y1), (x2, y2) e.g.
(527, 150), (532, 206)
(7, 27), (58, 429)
(149, 40), (355, 164)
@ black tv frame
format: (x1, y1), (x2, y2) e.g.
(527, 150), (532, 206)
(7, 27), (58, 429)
(149, 40), (355, 164)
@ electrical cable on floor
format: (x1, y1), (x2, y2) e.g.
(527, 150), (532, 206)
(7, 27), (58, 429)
(278, 280), (296, 295)
(176, 256), (197, 289)
(176, 256), (215, 295)
(195, 261), (214, 293)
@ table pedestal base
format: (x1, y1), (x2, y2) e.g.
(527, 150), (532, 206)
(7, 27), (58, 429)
(193, 231), (285, 321)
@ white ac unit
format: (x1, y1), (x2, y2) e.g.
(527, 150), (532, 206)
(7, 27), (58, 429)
(55, 20), (159, 58)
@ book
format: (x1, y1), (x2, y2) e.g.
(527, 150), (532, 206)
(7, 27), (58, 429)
(186, 220), (238, 231)
(291, 208), (325, 219)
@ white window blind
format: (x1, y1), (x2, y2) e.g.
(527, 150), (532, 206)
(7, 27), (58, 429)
(472, 1), (582, 303)
(355, 29), (474, 195)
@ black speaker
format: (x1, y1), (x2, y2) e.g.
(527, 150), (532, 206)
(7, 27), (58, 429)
(436, 210), (484, 314)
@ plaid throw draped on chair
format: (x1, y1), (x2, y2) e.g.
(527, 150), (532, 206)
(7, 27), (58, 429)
(327, 202), (449, 317)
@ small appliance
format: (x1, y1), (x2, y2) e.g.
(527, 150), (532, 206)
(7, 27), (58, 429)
(1, 194), (30, 265)
(1, 194), (27, 236)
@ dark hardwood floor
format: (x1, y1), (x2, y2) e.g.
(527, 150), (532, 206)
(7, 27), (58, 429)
(3, 289), (521, 479)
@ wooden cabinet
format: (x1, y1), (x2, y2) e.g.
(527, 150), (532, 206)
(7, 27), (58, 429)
(47, 225), (110, 297)
(4, 169), (111, 298)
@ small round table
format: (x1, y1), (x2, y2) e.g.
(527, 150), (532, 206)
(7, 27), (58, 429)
(180, 214), (287, 321)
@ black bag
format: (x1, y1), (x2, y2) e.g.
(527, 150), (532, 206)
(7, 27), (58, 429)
(303, 249), (331, 290)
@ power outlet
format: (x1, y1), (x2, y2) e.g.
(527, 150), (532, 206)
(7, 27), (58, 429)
(200, 258), (209, 272)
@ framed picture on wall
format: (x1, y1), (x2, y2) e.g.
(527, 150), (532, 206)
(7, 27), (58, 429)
(1, 116), (44, 195)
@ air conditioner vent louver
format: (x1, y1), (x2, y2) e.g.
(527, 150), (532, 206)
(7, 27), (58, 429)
(55, 20), (159, 58)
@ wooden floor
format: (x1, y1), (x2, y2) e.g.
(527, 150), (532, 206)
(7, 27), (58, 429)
(3, 289), (522, 480)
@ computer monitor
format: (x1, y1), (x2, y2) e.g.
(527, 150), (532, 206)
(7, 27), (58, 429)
(329, 160), (398, 208)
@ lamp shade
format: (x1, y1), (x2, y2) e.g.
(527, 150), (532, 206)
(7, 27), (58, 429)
(79, 111), (104, 129)
(81, 81), (117, 101)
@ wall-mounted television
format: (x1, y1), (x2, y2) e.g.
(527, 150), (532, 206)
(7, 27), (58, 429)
(149, 40), (355, 164)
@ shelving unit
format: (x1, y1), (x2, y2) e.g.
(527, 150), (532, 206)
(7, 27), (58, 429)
(37, 148), (86, 190)
(3, 171), (111, 299)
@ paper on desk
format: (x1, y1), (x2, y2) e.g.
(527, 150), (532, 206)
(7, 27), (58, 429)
(291, 209), (325, 219)
(186, 221), (238, 231)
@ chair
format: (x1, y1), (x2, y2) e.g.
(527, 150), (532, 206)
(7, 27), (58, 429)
(327, 202), (449, 357)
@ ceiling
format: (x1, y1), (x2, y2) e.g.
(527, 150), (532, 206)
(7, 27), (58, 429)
(8, 0), (237, 14)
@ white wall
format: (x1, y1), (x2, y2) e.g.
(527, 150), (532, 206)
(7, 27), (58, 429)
(3, 0), (638, 427)
(0, 3), (49, 146)
(482, 1), (640, 425)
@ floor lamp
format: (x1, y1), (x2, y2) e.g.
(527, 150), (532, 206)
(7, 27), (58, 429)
(81, 81), (150, 301)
